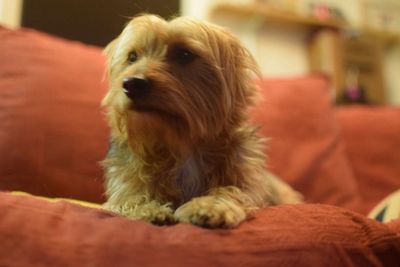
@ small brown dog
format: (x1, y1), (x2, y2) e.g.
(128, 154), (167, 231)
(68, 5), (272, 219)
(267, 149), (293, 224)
(102, 14), (301, 228)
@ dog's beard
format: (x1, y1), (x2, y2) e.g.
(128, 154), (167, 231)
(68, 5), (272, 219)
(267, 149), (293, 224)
(125, 77), (228, 152)
(129, 100), (183, 128)
(126, 109), (184, 154)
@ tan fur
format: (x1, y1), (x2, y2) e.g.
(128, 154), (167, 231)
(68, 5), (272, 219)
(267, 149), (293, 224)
(102, 14), (302, 228)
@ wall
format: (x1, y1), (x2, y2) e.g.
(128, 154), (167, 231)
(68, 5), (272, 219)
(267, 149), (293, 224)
(0, 0), (22, 28)
(384, 45), (400, 104)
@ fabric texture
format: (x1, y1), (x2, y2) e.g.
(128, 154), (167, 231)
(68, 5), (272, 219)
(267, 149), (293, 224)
(0, 26), (108, 202)
(251, 76), (361, 211)
(337, 106), (400, 214)
(1, 192), (399, 267)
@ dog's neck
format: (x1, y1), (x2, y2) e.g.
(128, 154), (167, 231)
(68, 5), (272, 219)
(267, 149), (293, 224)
(175, 154), (205, 203)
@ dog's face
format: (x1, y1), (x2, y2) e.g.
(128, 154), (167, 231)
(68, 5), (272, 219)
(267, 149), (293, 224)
(103, 15), (259, 151)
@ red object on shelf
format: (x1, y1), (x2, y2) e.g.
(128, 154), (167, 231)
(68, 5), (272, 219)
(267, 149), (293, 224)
(314, 4), (331, 20)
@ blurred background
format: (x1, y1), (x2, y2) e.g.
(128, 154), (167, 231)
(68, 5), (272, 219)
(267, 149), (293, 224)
(0, 0), (399, 105)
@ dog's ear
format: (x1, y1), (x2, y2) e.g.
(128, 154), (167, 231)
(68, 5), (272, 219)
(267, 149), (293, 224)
(103, 37), (120, 77)
(104, 37), (119, 59)
(216, 29), (261, 109)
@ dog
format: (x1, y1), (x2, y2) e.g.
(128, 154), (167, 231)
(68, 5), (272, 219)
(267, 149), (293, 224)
(102, 14), (302, 228)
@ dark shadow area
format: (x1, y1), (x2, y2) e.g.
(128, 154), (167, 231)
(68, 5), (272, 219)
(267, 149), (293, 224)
(21, 0), (180, 46)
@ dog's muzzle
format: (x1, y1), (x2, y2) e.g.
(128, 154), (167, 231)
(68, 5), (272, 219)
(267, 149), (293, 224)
(122, 77), (151, 100)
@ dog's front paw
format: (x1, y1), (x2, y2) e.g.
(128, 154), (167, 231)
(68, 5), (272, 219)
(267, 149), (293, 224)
(104, 201), (176, 225)
(141, 204), (176, 226)
(174, 196), (246, 228)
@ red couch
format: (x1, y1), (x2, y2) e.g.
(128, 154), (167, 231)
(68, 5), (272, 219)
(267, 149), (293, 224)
(1, 26), (399, 266)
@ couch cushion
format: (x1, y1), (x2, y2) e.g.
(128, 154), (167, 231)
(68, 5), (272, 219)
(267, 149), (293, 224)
(0, 26), (108, 202)
(251, 76), (361, 211)
(1, 192), (399, 267)
(337, 106), (400, 214)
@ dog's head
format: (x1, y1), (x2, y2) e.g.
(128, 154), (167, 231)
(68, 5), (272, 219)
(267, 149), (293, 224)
(103, 14), (260, 151)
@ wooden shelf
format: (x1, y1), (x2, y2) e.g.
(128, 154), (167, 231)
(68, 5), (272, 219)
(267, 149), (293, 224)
(365, 29), (400, 44)
(211, 3), (348, 31)
(211, 3), (400, 44)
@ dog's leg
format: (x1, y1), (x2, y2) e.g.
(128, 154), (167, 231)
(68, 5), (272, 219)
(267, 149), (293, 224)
(266, 171), (303, 204)
(103, 141), (176, 225)
(104, 196), (175, 225)
(174, 186), (258, 228)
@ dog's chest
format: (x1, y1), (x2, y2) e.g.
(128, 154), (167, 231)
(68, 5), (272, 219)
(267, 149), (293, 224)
(176, 156), (206, 203)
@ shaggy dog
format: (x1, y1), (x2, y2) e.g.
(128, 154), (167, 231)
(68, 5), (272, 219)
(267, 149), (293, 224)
(102, 14), (301, 228)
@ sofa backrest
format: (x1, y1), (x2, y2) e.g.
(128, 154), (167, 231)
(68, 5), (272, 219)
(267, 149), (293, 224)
(0, 26), (109, 202)
(251, 76), (361, 211)
(337, 106), (400, 214)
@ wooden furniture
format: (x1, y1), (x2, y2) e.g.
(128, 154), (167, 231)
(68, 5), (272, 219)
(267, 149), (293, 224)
(309, 31), (386, 104)
(210, 2), (400, 105)
(211, 2), (346, 31)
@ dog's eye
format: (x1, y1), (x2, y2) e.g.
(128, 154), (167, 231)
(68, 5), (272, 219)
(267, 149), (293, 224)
(175, 48), (196, 64)
(128, 51), (138, 64)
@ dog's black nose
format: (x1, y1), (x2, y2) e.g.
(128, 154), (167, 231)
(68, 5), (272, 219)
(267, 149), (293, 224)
(122, 77), (151, 99)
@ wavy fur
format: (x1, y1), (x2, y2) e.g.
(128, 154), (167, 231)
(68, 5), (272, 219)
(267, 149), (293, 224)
(102, 14), (301, 228)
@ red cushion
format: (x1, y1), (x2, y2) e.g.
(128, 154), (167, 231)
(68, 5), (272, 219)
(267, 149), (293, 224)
(388, 220), (400, 233)
(251, 76), (361, 211)
(0, 26), (108, 202)
(337, 106), (400, 214)
(1, 192), (399, 267)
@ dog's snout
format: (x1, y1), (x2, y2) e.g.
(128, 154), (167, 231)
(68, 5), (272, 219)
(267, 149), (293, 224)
(122, 77), (151, 99)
